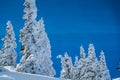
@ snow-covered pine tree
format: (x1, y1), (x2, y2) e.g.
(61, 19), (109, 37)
(16, 0), (55, 76)
(80, 45), (86, 59)
(87, 44), (97, 62)
(35, 18), (56, 76)
(96, 51), (111, 80)
(85, 44), (99, 80)
(58, 52), (73, 79)
(73, 45), (87, 80)
(16, 0), (40, 74)
(0, 21), (17, 67)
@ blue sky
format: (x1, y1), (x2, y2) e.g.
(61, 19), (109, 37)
(0, 0), (120, 78)
(38, 0), (120, 34)
(0, 0), (120, 34)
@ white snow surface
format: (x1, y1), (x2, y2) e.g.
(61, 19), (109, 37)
(0, 71), (66, 80)
(0, 66), (66, 80)
(113, 78), (120, 80)
(4, 66), (16, 72)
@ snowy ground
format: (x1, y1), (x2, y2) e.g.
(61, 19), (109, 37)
(0, 66), (66, 80)
(0, 71), (66, 80)
(113, 78), (120, 80)
(0, 71), (119, 80)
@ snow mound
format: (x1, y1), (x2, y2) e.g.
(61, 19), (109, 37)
(4, 66), (16, 72)
(113, 78), (120, 80)
(0, 71), (66, 80)
(0, 75), (15, 80)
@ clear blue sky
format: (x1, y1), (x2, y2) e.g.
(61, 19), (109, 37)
(0, 0), (120, 34)
(0, 0), (120, 78)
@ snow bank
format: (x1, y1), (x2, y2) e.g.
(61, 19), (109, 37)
(4, 66), (16, 72)
(0, 74), (15, 80)
(113, 78), (120, 80)
(0, 71), (65, 80)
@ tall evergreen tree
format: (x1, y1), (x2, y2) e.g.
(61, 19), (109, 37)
(17, 0), (55, 76)
(73, 45), (87, 80)
(87, 44), (97, 62)
(16, 0), (39, 73)
(85, 44), (99, 80)
(35, 18), (56, 76)
(96, 51), (111, 80)
(80, 45), (86, 59)
(58, 52), (73, 79)
(0, 21), (17, 67)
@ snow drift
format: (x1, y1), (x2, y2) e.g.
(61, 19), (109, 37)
(0, 71), (65, 80)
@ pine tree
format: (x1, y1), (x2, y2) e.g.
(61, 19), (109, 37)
(35, 18), (56, 76)
(87, 44), (97, 62)
(16, 0), (41, 73)
(96, 51), (111, 80)
(58, 52), (73, 79)
(17, 0), (55, 76)
(0, 21), (17, 67)
(80, 45), (86, 59)
(73, 45), (87, 80)
(85, 44), (99, 80)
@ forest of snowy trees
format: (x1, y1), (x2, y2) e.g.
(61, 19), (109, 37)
(58, 44), (111, 80)
(0, 0), (111, 80)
